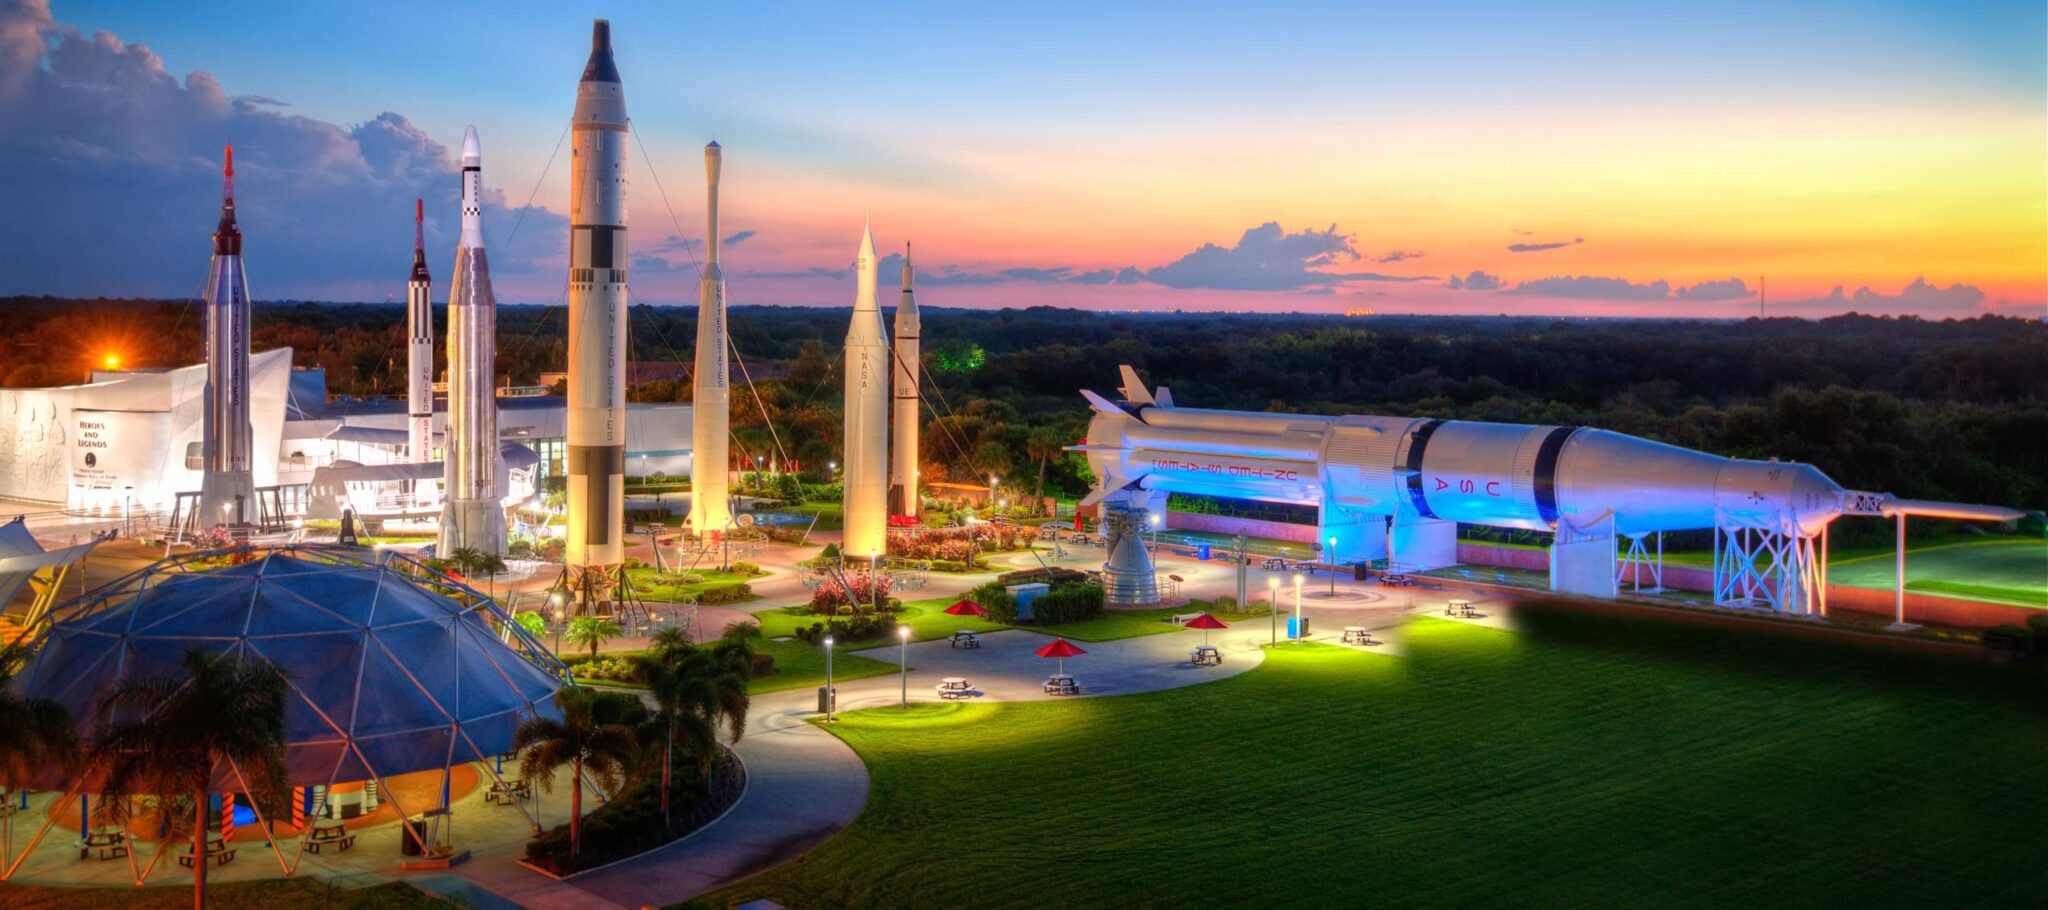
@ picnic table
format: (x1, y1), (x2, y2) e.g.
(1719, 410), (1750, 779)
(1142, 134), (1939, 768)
(950, 630), (982, 649)
(1342, 626), (1375, 646)
(78, 825), (127, 861)
(1446, 599), (1475, 618)
(485, 778), (530, 805)
(305, 818), (356, 853)
(1190, 644), (1223, 667)
(1382, 573), (1414, 587)
(1043, 673), (1079, 696)
(936, 677), (974, 700)
(178, 835), (235, 869)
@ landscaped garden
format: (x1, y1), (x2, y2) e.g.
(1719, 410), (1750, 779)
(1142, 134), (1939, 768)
(0, 879), (453, 909)
(697, 610), (2048, 909)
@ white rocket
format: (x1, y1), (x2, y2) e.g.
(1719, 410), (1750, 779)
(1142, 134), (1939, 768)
(688, 141), (731, 538)
(406, 199), (434, 464)
(199, 145), (255, 526)
(841, 226), (890, 558)
(439, 126), (507, 555)
(566, 18), (629, 568)
(889, 243), (920, 518)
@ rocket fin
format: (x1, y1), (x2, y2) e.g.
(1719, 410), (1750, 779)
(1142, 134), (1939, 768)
(1154, 386), (1175, 409)
(1080, 388), (1137, 419)
(1117, 365), (1155, 406)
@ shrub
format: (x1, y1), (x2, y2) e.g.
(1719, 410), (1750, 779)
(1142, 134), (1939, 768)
(793, 612), (899, 644)
(810, 572), (893, 613)
(968, 580), (1019, 623)
(749, 653), (777, 678)
(1983, 625), (2032, 657)
(1031, 582), (1105, 625)
(566, 656), (643, 683)
(697, 583), (754, 605)
(729, 561), (761, 576)
(820, 543), (841, 560)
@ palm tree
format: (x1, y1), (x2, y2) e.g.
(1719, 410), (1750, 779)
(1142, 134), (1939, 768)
(513, 689), (640, 859)
(88, 648), (290, 910)
(1026, 425), (1067, 505)
(564, 616), (623, 658)
(648, 626), (692, 660)
(511, 611), (547, 642)
(635, 626), (753, 823)
(0, 643), (77, 873)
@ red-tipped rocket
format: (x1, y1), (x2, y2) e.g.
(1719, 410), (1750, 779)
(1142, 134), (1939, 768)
(842, 225), (890, 557)
(406, 198), (433, 464)
(199, 144), (254, 524)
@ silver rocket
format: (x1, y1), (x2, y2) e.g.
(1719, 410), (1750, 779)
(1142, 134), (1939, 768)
(439, 126), (507, 555)
(688, 141), (731, 538)
(889, 243), (920, 518)
(842, 226), (890, 558)
(406, 199), (434, 464)
(566, 18), (628, 568)
(199, 145), (255, 526)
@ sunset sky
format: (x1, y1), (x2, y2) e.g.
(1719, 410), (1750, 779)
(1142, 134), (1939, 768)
(1, 0), (2042, 317)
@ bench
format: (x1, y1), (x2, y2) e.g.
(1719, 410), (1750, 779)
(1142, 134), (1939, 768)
(304, 833), (356, 854)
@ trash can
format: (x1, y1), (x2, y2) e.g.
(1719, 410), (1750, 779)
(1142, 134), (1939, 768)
(1288, 616), (1311, 640)
(1353, 562), (1371, 581)
(399, 818), (424, 856)
(1196, 543), (1212, 560)
(816, 685), (836, 714)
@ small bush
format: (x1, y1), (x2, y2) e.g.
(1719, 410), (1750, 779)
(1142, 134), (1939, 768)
(750, 653), (777, 677)
(697, 583), (754, 605)
(969, 580), (1019, 624)
(820, 543), (841, 560)
(729, 561), (761, 576)
(1032, 582), (1105, 625)
(566, 656), (643, 683)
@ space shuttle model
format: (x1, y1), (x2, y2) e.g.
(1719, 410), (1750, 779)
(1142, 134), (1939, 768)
(438, 127), (507, 555)
(889, 243), (921, 518)
(199, 146), (255, 526)
(406, 199), (434, 464)
(566, 18), (629, 568)
(841, 226), (890, 558)
(689, 141), (732, 538)
(1079, 366), (2019, 613)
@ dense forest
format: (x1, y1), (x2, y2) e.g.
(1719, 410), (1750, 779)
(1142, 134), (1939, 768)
(2, 297), (2042, 531)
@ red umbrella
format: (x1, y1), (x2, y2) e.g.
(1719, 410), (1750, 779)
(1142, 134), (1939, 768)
(943, 599), (989, 617)
(1034, 637), (1088, 675)
(1185, 612), (1228, 645)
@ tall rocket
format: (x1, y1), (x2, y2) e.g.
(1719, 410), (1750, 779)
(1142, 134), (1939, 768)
(889, 243), (920, 518)
(566, 18), (629, 568)
(199, 145), (255, 526)
(688, 142), (731, 537)
(439, 127), (506, 555)
(841, 226), (890, 558)
(406, 199), (434, 464)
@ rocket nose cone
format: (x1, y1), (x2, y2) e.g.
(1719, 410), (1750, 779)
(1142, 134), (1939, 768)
(462, 126), (481, 161)
(582, 19), (621, 83)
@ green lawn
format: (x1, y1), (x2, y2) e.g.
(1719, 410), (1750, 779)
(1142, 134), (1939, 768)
(1035, 602), (1275, 642)
(0, 880), (448, 909)
(622, 566), (764, 604)
(754, 597), (1009, 643)
(749, 637), (895, 694)
(701, 613), (2048, 909)
(1829, 538), (2047, 608)
(782, 501), (845, 531)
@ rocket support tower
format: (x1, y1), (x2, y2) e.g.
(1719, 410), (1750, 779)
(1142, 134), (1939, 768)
(689, 142), (731, 538)
(566, 18), (629, 568)
(438, 127), (507, 555)
(406, 199), (434, 464)
(199, 146), (255, 526)
(841, 226), (890, 559)
(889, 243), (921, 518)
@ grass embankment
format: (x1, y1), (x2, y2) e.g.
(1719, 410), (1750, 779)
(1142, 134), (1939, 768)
(0, 880), (448, 909)
(749, 638), (895, 694)
(702, 613), (2048, 910)
(1828, 538), (2046, 609)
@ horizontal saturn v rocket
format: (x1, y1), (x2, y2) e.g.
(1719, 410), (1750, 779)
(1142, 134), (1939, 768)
(889, 243), (921, 518)
(566, 18), (629, 569)
(199, 146), (255, 526)
(1080, 365), (2018, 549)
(439, 126), (507, 555)
(689, 141), (732, 538)
(842, 226), (890, 558)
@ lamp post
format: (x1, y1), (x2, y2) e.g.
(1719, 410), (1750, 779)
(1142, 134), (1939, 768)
(1328, 536), (1338, 596)
(988, 474), (999, 517)
(1150, 512), (1161, 554)
(1268, 576), (1280, 644)
(824, 635), (835, 722)
(871, 548), (881, 613)
(1293, 572), (1304, 643)
(551, 603), (565, 656)
(898, 625), (911, 708)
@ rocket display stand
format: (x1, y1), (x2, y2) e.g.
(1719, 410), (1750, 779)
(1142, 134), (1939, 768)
(548, 565), (649, 622)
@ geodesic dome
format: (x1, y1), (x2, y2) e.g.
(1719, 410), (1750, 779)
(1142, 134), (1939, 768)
(13, 546), (566, 787)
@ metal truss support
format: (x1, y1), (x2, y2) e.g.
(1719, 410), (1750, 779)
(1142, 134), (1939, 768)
(1617, 531), (1664, 593)
(1713, 510), (1823, 616)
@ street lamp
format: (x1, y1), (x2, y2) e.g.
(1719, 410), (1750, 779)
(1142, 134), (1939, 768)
(1150, 512), (1161, 554)
(871, 548), (881, 613)
(898, 624), (911, 708)
(550, 594), (566, 655)
(1328, 536), (1338, 596)
(1268, 576), (1280, 644)
(1293, 572), (1304, 643)
(823, 635), (836, 722)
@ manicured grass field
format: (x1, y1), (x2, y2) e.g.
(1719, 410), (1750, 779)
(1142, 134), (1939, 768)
(1035, 601), (1275, 642)
(753, 597), (1009, 644)
(749, 637), (895, 694)
(624, 567), (764, 604)
(1829, 539), (2047, 608)
(0, 879), (448, 909)
(701, 613), (2048, 909)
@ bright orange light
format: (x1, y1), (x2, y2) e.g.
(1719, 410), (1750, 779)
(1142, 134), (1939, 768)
(102, 354), (120, 368)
